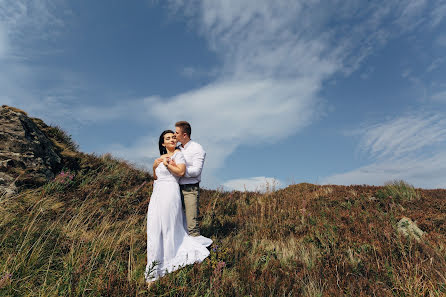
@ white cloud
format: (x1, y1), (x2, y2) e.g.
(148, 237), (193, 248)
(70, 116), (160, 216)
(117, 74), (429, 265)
(171, 0), (343, 79)
(430, 1), (446, 27)
(0, 0), (65, 50)
(322, 152), (446, 189)
(356, 113), (446, 160)
(324, 113), (446, 189)
(395, 0), (428, 30)
(426, 58), (445, 72)
(223, 176), (282, 192)
(144, 78), (321, 170)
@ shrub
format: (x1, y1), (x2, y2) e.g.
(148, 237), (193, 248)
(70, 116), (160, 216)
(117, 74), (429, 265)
(382, 180), (420, 202)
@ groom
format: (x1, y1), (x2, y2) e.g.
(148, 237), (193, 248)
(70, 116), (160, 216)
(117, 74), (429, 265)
(172, 121), (206, 237)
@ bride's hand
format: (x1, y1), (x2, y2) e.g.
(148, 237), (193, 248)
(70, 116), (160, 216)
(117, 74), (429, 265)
(153, 158), (162, 167)
(163, 157), (170, 166)
(169, 159), (177, 167)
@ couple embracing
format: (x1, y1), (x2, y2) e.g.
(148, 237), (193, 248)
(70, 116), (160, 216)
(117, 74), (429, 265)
(144, 121), (212, 286)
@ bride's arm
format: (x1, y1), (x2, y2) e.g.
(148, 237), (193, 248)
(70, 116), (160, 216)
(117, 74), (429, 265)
(165, 159), (186, 177)
(152, 158), (162, 180)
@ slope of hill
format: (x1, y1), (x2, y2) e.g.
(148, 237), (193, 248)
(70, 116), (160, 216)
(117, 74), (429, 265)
(0, 106), (445, 296)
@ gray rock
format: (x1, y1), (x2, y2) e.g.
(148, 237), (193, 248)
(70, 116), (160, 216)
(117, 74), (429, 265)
(397, 217), (424, 241)
(0, 106), (62, 197)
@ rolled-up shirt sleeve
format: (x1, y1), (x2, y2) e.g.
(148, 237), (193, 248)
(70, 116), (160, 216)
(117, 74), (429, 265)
(184, 149), (206, 178)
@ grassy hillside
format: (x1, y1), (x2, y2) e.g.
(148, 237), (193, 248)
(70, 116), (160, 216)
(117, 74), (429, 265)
(0, 124), (445, 296)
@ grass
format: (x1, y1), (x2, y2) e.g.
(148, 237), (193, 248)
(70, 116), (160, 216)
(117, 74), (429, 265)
(376, 180), (421, 202)
(0, 122), (445, 296)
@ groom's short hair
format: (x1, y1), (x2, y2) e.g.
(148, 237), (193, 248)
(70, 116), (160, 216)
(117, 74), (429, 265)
(175, 121), (191, 137)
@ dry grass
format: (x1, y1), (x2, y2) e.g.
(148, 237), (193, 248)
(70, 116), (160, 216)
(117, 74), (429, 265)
(0, 124), (445, 296)
(1, 162), (445, 296)
(1, 105), (28, 116)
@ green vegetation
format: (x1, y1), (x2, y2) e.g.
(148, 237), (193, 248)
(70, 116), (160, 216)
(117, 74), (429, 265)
(1, 126), (445, 296)
(376, 180), (421, 202)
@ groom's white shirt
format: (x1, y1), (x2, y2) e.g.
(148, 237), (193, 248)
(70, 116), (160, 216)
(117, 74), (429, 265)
(179, 140), (206, 185)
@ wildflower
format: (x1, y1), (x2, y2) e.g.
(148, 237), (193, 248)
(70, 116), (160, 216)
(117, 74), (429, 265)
(0, 273), (12, 289)
(216, 261), (225, 269)
(51, 170), (75, 187)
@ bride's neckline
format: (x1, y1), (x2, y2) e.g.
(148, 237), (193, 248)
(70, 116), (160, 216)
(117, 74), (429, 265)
(165, 150), (178, 158)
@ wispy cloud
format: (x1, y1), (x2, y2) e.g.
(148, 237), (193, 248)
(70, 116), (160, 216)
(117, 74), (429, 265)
(168, 0), (438, 78)
(324, 113), (446, 188)
(356, 114), (446, 160)
(323, 152), (446, 189)
(430, 0), (446, 27)
(427, 58), (445, 72)
(0, 0), (66, 58)
(395, 0), (428, 30)
(223, 176), (282, 192)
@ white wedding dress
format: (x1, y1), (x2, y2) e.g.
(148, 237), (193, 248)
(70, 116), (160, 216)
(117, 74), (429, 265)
(144, 150), (212, 283)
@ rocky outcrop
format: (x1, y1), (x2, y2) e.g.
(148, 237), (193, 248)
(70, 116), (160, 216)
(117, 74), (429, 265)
(397, 217), (425, 242)
(0, 105), (62, 198)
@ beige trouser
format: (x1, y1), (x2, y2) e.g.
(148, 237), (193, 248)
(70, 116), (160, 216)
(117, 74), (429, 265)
(180, 183), (200, 236)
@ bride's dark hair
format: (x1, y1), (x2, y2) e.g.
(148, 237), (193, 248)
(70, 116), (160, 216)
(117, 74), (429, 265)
(158, 130), (175, 155)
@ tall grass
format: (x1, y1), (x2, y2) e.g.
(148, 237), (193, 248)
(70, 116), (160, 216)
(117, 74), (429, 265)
(378, 180), (421, 202)
(0, 123), (445, 295)
(0, 153), (153, 296)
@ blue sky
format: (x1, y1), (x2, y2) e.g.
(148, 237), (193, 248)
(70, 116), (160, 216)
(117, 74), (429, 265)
(1, 0), (446, 190)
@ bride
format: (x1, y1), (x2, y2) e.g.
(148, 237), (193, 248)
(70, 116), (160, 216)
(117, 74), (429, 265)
(145, 130), (212, 286)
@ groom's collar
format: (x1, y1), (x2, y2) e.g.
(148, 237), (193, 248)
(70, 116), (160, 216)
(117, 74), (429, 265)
(181, 140), (192, 149)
